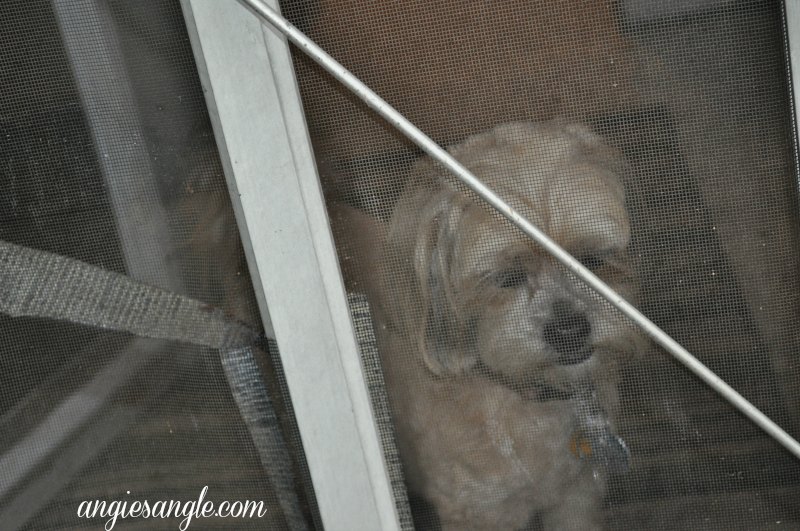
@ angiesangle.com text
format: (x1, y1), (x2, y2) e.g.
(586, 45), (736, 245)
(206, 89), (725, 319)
(77, 486), (268, 530)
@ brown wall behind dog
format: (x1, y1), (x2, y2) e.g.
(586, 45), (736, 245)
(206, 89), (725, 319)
(291, 0), (639, 202)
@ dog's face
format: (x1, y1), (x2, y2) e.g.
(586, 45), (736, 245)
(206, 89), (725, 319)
(385, 121), (642, 392)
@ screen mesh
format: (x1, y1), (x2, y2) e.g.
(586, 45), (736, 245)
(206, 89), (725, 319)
(280, 0), (800, 529)
(1, 1), (318, 529)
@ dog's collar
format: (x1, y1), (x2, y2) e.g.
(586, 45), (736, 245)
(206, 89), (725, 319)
(471, 360), (575, 402)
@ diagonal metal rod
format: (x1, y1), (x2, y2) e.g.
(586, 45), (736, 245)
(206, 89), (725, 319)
(236, 0), (800, 460)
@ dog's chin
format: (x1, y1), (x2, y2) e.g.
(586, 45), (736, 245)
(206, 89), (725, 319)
(476, 349), (594, 394)
(556, 347), (594, 366)
(476, 335), (640, 397)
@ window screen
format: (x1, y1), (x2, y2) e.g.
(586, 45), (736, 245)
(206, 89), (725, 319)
(278, 1), (800, 529)
(0, 1), (317, 529)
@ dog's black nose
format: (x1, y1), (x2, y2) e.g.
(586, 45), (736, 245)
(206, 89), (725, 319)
(543, 300), (592, 364)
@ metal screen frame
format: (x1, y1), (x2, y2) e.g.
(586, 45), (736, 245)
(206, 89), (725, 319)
(180, 1), (401, 530)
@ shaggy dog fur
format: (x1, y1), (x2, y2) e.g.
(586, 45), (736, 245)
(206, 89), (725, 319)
(344, 120), (646, 530)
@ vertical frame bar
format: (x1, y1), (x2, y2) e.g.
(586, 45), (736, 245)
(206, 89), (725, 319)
(786, 1), (800, 140)
(782, 0), (800, 432)
(180, 1), (401, 529)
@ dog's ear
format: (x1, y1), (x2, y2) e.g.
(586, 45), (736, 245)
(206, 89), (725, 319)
(412, 192), (479, 376)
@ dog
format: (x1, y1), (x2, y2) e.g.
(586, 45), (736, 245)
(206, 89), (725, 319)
(343, 120), (646, 530)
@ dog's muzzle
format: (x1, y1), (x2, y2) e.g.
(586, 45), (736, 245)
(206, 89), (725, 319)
(543, 299), (592, 365)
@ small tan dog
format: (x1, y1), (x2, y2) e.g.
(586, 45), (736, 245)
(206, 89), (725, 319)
(341, 120), (645, 530)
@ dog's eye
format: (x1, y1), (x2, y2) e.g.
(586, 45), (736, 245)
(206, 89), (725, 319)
(578, 254), (605, 271)
(494, 268), (528, 289)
